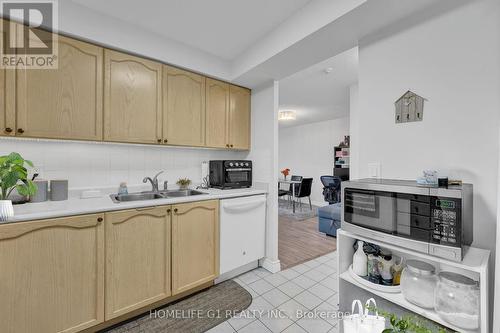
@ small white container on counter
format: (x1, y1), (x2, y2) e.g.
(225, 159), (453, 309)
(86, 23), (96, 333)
(0, 200), (14, 222)
(50, 180), (69, 201)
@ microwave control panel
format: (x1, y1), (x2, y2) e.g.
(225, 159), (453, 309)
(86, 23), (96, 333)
(431, 197), (461, 246)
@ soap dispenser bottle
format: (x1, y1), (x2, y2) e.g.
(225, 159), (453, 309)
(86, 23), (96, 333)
(353, 240), (368, 276)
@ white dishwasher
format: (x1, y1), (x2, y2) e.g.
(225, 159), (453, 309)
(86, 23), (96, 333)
(219, 194), (267, 275)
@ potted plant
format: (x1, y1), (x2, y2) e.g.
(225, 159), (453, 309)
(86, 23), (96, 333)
(367, 306), (449, 333)
(0, 152), (37, 221)
(281, 168), (290, 180)
(176, 178), (192, 190)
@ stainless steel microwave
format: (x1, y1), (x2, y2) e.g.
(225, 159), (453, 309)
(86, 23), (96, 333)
(341, 179), (473, 262)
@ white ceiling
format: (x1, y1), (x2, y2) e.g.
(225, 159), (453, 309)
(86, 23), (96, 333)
(279, 47), (358, 128)
(70, 0), (313, 60)
(61, 0), (466, 88)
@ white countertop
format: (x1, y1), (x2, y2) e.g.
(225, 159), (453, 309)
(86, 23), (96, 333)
(7, 187), (267, 223)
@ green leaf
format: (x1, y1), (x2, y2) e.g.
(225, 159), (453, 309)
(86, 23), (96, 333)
(0, 152), (36, 199)
(16, 184), (30, 196)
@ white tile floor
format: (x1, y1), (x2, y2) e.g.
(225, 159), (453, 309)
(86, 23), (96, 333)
(207, 251), (339, 333)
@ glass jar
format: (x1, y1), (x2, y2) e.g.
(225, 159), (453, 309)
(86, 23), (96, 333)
(400, 260), (437, 309)
(434, 272), (480, 330)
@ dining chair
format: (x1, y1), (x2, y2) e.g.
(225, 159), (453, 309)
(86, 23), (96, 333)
(289, 175), (302, 193)
(294, 178), (313, 210)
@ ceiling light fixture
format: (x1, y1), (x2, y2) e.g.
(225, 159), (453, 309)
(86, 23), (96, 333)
(279, 110), (296, 121)
(324, 67), (333, 74)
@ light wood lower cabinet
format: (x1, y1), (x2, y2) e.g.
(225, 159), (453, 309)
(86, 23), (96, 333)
(172, 200), (219, 295)
(0, 214), (105, 333)
(104, 49), (162, 144)
(15, 36), (104, 140)
(163, 66), (206, 146)
(104, 206), (171, 320)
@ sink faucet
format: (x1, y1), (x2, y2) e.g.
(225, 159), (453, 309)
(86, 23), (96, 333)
(143, 171), (164, 192)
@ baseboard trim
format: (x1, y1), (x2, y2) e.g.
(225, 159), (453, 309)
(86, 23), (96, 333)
(214, 261), (259, 284)
(260, 257), (281, 273)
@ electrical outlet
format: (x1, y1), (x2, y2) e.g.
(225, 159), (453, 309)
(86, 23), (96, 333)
(368, 162), (381, 178)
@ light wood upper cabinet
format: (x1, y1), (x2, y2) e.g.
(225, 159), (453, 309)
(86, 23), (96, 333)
(0, 19), (18, 137)
(0, 214), (105, 333)
(172, 200), (219, 295)
(15, 36), (103, 140)
(206, 78), (229, 148)
(229, 85), (251, 150)
(104, 206), (171, 320)
(0, 19), (252, 149)
(104, 49), (162, 144)
(0, 63), (15, 138)
(163, 66), (205, 146)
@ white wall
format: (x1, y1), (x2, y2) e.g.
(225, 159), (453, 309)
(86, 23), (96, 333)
(278, 117), (349, 206)
(245, 82), (280, 272)
(495, 133), (500, 332)
(0, 138), (246, 190)
(349, 84), (359, 179)
(355, 0), (500, 325)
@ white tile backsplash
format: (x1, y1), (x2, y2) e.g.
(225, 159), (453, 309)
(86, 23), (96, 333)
(0, 138), (246, 190)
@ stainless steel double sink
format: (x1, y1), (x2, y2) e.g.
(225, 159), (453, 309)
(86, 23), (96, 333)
(110, 189), (206, 203)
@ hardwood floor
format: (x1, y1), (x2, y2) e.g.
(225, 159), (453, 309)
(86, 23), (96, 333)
(278, 214), (337, 270)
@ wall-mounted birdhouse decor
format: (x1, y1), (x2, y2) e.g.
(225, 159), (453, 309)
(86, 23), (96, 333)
(395, 90), (425, 123)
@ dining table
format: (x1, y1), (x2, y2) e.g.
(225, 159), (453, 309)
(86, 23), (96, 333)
(278, 179), (302, 213)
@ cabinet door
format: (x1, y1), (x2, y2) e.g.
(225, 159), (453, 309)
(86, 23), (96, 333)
(0, 214), (104, 333)
(16, 35), (103, 140)
(172, 200), (219, 295)
(104, 49), (162, 144)
(105, 206), (171, 319)
(206, 78), (229, 148)
(229, 85), (251, 150)
(163, 66), (205, 146)
(0, 19), (17, 137)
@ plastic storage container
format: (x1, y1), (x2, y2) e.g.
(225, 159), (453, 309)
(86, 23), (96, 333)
(400, 260), (437, 309)
(434, 271), (480, 330)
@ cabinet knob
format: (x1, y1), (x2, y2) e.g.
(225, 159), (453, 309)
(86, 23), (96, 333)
(97, 217), (103, 223)
(157, 139), (162, 143)
(17, 128), (24, 134)
(5, 127), (12, 133)
(226, 144), (229, 148)
(167, 209), (171, 213)
(174, 208), (178, 213)
(163, 139), (168, 143)
(230, 144), (234, 148)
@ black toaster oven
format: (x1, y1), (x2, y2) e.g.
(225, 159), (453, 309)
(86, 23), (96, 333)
(209, 160), (252, 189)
